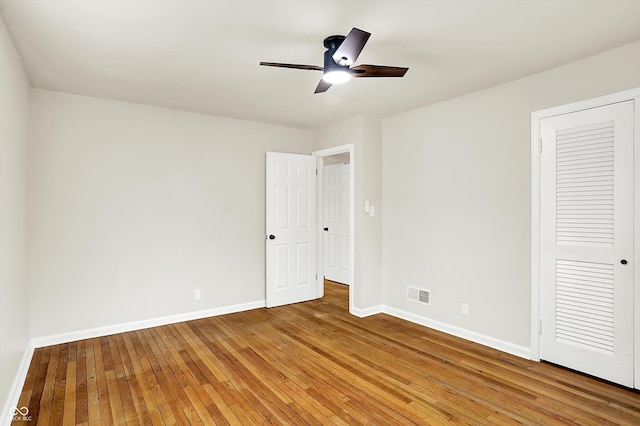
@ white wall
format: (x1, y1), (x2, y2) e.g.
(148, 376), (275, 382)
(0, 15), (30, 419)
(359, 117), (383, 310)
(312, 115), (383, 311)
(382, 40), (640, 350)
(28, 90), (312, 339)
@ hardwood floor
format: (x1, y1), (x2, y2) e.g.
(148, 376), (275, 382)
(14, 281), (640, 425)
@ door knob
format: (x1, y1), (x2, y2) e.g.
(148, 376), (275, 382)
(323, 228), (329, 231)
(621, 259), (628, 265)
(269, 234), (276, 240)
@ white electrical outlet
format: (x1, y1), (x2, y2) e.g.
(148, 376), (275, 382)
(461, 303), (469, 316)
(194, 289), (201, 300)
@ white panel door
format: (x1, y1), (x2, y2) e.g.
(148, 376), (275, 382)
(266, 152), (317, 308)
(324, 163), (350, 284)
(539, 101), (634, 387)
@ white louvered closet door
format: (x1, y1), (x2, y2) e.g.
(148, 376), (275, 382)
(539, 101), (634, 387)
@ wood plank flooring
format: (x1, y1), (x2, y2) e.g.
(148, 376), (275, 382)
(13, 281), (640, 425)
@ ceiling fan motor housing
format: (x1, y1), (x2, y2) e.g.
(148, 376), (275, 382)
(323, 49), (350, 74)
(323, 35), (345, 50)
(323, 35), (350, 74)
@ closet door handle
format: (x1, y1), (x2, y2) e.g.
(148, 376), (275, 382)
(621, 259), (628, 265)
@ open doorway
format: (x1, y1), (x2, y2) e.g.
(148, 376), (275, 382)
(313, 144), (355, 311)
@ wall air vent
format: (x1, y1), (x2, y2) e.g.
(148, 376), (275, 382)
(408, 286), (431, 305)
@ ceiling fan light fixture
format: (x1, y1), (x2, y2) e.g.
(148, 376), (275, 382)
(322, 70), (351, 85)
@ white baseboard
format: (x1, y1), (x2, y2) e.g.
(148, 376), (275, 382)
(381, 306), (531, 359)
(1, 342), (35, 426)
(31, 300), (266, 348)
(350, 304), (384, 318)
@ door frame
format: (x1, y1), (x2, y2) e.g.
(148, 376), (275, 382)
(313, 144), (355, 312)
(530, 87), (640, 387)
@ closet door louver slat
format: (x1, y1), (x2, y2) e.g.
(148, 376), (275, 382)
(556, 121), (614, 246)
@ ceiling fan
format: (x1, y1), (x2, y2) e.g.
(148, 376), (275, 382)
(260, 27), (409, 93)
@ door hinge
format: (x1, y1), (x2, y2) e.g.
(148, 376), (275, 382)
(538, 318), (542, 335)
(315, 274), (318, 280)
(538, 138), (543, 154)
(315, 169), (318, 176)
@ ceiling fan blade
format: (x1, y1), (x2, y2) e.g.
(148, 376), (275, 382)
(351, 64), (409, 78)
(260, 62), (323, 71)
(332, 28), (371, 66)
(314, 79), (332, 94)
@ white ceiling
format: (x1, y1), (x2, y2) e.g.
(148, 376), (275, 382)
(2, 0), (640, 129)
